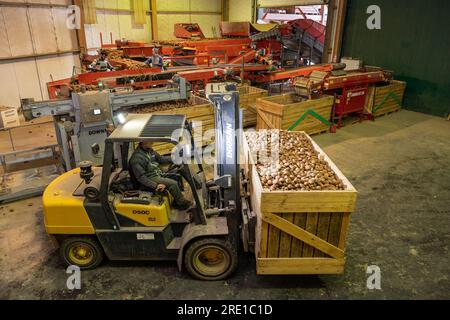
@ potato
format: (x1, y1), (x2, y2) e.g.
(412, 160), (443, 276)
(247, 130), (345, 191)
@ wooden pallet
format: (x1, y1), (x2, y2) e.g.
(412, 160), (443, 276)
(365, 80), (406, 117)
(238, 86), (268, 128)
(373, 109), (400, 118)
(256, 94), (334, 135)
(309, 128), (330, 136)
(243, 131), (357, 275)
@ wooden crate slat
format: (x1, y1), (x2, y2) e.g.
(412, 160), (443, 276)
(263, 212), (345, 259)
(290, 213), (307, 257)
(281, 110), (333, 124)
(267, 223), (281, 257)
(257, 258), (345, 275)
(338, 213), (351, 250)
(256, 108), (276, 129)
(261, 191), (356, 213)
(256, 94), (334, 135)
(301, 212), (319, 257)
(314, 213), (332, 257)
(259, 220), (269, 258)
(278, 213), (294, 257)
(238, 85), (268, 127)
(327, 213), (344, 248)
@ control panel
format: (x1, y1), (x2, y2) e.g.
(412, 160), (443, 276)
(76, 91), (112, 124)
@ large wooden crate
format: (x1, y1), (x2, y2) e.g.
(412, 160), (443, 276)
(148, 96), (215, 155)
(365, 80), (406, 117)
(256, 94), (334, 135)
(237, 86), (268, 127)
(243, 131), (357, 275)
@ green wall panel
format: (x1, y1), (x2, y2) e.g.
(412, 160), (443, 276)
(342, 0), (450, 117)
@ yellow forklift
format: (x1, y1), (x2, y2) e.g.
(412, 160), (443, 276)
(43, 84), (253, 280)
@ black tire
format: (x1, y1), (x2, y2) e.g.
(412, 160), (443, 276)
(60, 237), (104, 270)
(184, 238), (238, 281)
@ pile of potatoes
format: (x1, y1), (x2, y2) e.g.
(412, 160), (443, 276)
(104, 49), (147, 70)
(129, 100), (194, 114)
(246, 130), (345, 191)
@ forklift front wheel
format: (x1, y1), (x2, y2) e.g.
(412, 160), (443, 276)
(60, 237), (104, 270)
(184, 238), (238, 281)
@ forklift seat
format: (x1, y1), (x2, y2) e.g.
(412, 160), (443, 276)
(110, 170), (136, 193)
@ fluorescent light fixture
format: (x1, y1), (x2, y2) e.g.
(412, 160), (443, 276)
(117, 113), (127, 124)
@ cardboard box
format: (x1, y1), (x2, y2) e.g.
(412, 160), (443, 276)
(0, 106), (20, 129)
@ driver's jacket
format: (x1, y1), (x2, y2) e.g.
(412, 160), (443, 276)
(129, 147), (172, 189)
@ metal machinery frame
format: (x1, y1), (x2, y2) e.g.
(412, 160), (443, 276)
(250, 19), (326, 68)
(295, 66), (391, 127)
(174, 23), (206, 40)
(22, 78), (190, 171)
(46, 63), (272, 100)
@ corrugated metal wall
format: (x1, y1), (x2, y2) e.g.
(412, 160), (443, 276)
(0, 0), (80, 109)
(85, 0), (152, 49)
(156, 0), (222, 39)
(342, 0), (450, 117)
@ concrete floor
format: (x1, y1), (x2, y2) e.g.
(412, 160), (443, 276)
(0, 110), (449, 299)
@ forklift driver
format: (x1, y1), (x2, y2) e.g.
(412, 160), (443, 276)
(129, 141), (193, 210)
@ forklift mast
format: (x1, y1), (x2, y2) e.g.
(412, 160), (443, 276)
(206, 83), (242, 241)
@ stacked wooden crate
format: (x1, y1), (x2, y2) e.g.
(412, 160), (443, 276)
(365, 80), (407, 117)
(256, 94), (334, 135)
(243, 131), (357, 275)
(237, 86), (268, 127)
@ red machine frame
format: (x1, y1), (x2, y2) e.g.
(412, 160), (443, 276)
(174, 23), (206, 39)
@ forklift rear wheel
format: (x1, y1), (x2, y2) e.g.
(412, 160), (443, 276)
(184, 238), (237, 281)
(60, 237), (104, 270)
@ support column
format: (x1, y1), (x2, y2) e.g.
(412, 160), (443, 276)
(150, 0), (158, 40)
(322, 0), (347, 63)
(251, 0), (258, 23)
(221, 0), (229, 22)
(74, 0), (87, 54)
